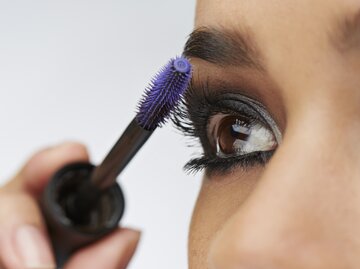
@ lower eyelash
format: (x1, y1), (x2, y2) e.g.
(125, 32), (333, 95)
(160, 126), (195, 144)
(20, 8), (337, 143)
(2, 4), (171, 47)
(184, 150), (274, 176)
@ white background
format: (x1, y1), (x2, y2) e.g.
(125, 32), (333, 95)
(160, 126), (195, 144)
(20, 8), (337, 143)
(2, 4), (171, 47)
(0, 1), (201, 268)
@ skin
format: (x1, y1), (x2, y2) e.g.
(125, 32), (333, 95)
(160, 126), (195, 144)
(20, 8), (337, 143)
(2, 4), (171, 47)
(1, 1), (360, 268)
(189, 0), (360, 268)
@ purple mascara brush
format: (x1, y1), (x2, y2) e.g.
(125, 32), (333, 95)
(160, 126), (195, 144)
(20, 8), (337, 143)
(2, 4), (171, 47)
(40, 56), (192, 268)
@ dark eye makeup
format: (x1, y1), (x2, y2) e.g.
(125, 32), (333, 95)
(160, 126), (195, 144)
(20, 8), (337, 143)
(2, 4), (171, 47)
(171, 79), (282, 176)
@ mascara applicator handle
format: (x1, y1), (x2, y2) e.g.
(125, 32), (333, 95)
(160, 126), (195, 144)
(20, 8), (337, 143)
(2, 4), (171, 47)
(40, 162), (125, 268)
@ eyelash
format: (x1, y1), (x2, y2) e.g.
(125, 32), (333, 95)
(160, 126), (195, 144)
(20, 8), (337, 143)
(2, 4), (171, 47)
(184, 151), (274, 176)
(171, 80), (278, 176)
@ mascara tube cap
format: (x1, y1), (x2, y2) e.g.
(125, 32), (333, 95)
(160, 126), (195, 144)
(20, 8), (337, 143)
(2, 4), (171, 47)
(41, 162), (125, 268)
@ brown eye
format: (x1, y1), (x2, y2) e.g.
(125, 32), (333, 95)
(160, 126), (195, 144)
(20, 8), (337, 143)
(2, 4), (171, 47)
(213, 115), (277, 157)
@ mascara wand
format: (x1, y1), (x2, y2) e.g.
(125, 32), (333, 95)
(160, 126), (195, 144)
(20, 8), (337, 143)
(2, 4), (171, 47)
(93, 56), (192, 189)
(40, 56), (192, 268)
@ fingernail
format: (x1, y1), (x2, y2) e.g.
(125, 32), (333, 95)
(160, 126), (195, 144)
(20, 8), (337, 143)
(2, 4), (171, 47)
(13, 225), (55, 269)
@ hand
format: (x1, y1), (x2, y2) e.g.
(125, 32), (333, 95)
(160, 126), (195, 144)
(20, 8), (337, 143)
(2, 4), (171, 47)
(0, 142), (140, 269)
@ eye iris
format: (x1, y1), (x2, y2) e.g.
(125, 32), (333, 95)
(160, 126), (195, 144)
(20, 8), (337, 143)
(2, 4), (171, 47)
(216, 115), (277, 157)
(217, 116), (251, 155)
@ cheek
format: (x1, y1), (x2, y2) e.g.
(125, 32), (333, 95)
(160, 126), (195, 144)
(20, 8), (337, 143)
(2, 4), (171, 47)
(188, 169), (262, 268)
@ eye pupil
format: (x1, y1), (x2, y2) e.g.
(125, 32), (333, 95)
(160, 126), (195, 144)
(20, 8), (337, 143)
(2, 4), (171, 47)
(218, 116), (251, 155)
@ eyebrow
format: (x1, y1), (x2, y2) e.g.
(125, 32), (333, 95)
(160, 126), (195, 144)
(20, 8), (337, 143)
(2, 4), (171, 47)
(183, 27), (264, 70)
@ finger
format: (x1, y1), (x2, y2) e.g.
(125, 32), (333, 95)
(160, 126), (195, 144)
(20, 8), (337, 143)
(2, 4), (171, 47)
(64, 228), (141, 269)
(0, 191), (55, 269)
(0, 142), (89, 269)
(6, 141), (89, 197)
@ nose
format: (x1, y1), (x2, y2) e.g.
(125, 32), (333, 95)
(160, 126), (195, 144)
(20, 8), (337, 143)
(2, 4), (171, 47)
(208, 117), (360, 268)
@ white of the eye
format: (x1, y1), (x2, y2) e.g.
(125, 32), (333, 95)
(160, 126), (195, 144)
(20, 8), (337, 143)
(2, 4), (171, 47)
(236, 123), (276, 154)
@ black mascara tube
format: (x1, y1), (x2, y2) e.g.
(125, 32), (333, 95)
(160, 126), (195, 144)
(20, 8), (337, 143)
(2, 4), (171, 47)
(40, 119), (152, 268)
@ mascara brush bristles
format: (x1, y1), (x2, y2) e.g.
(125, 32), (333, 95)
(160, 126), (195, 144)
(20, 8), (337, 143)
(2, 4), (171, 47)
(136, 56), (192, 131)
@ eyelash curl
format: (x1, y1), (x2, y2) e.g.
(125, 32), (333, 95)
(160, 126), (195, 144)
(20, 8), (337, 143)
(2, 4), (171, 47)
(171, 79), (278, 176)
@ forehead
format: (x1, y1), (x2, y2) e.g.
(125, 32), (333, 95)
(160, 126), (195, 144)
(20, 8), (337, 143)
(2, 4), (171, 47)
(194, 0), (360, 59)
(195, 0), (359, 27)
(195, 0), (360, 53)
(193, 0), (360, 108)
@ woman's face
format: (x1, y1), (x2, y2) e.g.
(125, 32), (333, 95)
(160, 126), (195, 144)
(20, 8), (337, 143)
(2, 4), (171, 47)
(184, 0), (360, 268)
